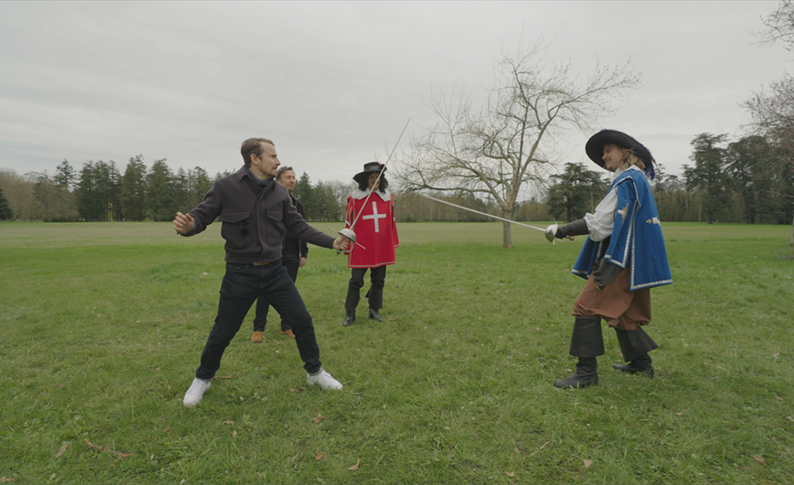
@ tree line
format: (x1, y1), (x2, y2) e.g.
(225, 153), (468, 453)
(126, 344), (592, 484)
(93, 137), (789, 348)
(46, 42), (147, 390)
(1, 135), (792, 226)
(0, 157), (353, 223)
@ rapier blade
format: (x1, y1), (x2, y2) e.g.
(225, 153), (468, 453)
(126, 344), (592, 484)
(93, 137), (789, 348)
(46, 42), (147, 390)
(417, 193), (548, 232)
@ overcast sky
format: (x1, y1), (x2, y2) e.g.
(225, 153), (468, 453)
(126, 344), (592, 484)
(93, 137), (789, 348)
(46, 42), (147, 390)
(0, 1), (789, 193)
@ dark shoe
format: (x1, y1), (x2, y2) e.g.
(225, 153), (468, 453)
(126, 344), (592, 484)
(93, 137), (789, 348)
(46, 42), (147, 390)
(554, 372), (599, 389)
(368, 308), (384, 322)
(612, 354), (654, 377)
(614, 327), (658, 362)
(342, 310), (355, 327)
(554, 357), (598, 389)
(612, 363), (654, 377)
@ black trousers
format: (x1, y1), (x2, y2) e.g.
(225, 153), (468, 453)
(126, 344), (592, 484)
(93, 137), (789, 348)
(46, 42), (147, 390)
(347, 265), (387, 311)
(253, 252), (300, 332)
(196, 260), (321, 379)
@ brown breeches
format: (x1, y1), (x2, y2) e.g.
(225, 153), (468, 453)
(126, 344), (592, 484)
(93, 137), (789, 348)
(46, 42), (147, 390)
(572, 268), (651, 331)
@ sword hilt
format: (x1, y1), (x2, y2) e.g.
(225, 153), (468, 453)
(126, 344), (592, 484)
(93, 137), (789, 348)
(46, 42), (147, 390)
(329, 227), (359, 255)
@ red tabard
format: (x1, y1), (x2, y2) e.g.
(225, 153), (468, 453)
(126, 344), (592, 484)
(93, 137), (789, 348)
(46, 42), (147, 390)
(345, 191), (399, 268)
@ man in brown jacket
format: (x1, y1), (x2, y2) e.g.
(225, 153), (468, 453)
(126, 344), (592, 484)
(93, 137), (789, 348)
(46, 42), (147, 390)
(174, 138), (350, 407)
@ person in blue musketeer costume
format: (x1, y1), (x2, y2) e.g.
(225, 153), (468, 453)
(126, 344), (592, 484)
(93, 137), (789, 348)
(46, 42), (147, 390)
(545, 129), (673, 389)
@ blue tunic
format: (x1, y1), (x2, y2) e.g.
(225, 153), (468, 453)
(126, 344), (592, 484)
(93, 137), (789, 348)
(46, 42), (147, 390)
(572, 169), (673, 291)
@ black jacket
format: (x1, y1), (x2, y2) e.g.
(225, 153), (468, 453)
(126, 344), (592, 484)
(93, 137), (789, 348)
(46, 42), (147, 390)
(183, 166), (334, 263)
(283, 194), (309, 258)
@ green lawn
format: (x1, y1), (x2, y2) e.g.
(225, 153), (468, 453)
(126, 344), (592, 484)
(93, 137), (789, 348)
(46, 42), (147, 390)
(1, 221), (792, 484)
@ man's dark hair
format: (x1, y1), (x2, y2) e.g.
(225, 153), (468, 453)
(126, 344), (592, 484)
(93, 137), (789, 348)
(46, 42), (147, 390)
(357, 174), (389, 192)
(241, 138), (274, 167)
(276, 166), (294, 181)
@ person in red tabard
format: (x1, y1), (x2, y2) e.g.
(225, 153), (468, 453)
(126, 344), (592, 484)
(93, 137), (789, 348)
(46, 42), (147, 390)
(342, 162), (399, 327)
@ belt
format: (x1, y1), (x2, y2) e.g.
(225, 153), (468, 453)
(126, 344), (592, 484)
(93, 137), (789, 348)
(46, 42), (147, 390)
(253, 261), (270, 266)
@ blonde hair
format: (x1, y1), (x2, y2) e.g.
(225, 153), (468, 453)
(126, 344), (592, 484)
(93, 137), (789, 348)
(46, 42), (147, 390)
(618, 147), (646, 171)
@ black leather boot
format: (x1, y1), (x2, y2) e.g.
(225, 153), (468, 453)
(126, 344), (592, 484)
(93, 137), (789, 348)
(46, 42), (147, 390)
(554, 317), (604, 389)
(612, 327), (657, 377)
(343, 286), (360, 327)
(554, 357), (599, 389)
(364, 284), (385, 321)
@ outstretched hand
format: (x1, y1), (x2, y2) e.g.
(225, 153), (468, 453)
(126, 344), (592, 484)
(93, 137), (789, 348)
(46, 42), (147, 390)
(173, 212), (195, 235)
(332, 236), (351, 251)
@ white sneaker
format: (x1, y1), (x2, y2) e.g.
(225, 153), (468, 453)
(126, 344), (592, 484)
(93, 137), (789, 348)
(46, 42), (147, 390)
(183, 378), (212, 407)
(307, 369), (343, 390)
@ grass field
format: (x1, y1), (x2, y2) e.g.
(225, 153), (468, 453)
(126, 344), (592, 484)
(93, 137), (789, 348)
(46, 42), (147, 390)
(1, 221), (793, 484)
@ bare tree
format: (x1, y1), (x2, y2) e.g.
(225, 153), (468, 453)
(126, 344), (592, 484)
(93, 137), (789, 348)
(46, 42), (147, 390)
(0, 169), (42, 221)
(745, 74), (794, 134)
(748, 0), (794, 245)
(395, 42), (640, 247)
(744, 78), (794, 245)
(325, 180), (357, 220)
(756, 0), (794, 51)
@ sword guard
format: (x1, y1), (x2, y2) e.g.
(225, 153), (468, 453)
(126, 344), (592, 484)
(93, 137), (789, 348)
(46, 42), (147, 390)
(335, 227), (357, 255)
(544, 223), (558, 244)
(338, 228), (356, 242)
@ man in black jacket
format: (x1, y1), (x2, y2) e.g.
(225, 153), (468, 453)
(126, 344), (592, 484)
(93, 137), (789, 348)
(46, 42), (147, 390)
(251, 165), (308, 342)
(173, 138), (350, 407)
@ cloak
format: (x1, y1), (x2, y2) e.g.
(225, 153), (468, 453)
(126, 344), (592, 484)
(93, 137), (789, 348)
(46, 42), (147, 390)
(572, 169), (673, 291)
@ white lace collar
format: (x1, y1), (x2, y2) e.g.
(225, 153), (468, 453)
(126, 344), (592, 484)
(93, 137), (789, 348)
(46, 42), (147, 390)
(351, 188), (391, 201)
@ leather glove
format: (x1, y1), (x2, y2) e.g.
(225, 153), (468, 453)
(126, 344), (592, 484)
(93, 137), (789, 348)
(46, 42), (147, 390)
(556, 219), (589, 239)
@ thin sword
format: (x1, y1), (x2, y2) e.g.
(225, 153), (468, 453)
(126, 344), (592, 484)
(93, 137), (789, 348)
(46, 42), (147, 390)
(417, 193), (575, 242)
(348, 118), (411, 231)
(417, 193), (548, 232)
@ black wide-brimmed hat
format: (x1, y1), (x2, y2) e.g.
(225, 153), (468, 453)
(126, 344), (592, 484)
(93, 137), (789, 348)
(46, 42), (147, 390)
(353, 161), (386, 185)
(585, 130), (655, 178)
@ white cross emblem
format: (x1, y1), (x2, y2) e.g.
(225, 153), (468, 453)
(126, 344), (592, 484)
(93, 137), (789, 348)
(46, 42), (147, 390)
(362, 201), (386, 233)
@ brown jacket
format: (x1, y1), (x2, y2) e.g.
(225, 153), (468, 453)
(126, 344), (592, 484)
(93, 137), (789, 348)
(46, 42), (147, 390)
(183, 166), (334, 263)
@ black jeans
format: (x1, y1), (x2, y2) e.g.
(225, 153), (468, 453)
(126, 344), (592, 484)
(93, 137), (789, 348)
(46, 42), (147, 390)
(253, 253), (300, 332)
(195, 260), (321, 379)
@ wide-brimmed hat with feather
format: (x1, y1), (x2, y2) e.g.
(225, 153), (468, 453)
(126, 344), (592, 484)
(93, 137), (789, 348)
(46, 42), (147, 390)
(585, 129), (656, 179)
